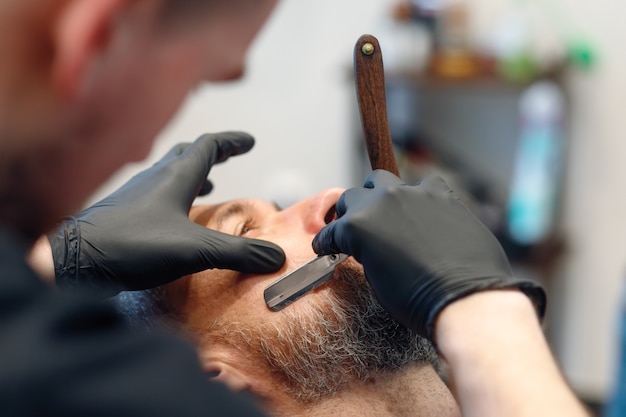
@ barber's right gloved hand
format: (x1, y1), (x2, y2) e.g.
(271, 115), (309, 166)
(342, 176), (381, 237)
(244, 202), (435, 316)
(50, 132), (286, 297)
(313, 170), (546, 341)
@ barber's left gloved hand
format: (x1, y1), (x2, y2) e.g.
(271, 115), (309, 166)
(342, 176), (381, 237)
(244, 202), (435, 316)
(313, 170), (545, 342)
(49, 132), (286, 297)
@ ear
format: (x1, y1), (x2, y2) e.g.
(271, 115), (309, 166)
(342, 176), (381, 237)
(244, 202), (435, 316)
(199, 353), (254, 394)
(51, 0), (126, 98)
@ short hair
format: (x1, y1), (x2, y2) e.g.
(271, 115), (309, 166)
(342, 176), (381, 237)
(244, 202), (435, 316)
(113, 287), (179, 333)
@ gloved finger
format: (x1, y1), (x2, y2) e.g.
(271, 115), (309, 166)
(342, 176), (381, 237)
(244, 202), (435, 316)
(183, 131), (255, 169)
(170, 132), (256, 207)
(332, 187), (363, 219)
(198, 179), (213, 196)
(156, 142), (191, 165)
(363, 169), (404, 189)
(191, 228), (286, 274)
(312, 220), (344, 256)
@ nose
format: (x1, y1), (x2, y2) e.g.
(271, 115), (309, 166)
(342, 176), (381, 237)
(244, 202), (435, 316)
(281, 188), (345, 235)
(204, 66), (245, 83)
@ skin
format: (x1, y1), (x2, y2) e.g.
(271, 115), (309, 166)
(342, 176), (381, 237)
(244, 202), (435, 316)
(435, 291), (590, 417)
(162, 188), (460, 417)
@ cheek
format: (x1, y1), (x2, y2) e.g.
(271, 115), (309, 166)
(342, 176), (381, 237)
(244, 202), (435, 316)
(128, 40), (213, 144)
(181, 270), (240, 326)
(248, 227), (317, 277)
(282, 237), (317, 274)
(191, 18), (266, 82)
(184, 269), (276, 327)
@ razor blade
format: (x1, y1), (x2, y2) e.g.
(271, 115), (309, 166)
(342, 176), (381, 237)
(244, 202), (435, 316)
(264, 253), (349, 311)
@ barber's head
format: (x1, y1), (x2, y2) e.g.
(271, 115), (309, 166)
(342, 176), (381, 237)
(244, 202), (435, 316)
(0, 0), (277, 239)
(120, 188), (437, 406)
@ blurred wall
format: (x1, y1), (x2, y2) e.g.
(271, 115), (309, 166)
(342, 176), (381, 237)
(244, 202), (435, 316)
(90, 0), (626, 403)
(548, 0), (626, 401)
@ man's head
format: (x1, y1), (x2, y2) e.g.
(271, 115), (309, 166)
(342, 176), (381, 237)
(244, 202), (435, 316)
(0, 0), (277, 240)
(118, 188), (438, 409)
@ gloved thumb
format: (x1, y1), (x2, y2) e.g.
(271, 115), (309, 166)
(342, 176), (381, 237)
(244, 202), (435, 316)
(363, 169), (404, 189)
(312, 220), (345, 257)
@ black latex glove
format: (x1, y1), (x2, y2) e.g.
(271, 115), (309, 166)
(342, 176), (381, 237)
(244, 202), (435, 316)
(50, 132), (286, 296)
(313, 170), (546, 341)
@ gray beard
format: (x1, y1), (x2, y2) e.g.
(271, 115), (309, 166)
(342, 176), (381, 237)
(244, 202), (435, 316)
(205, 260), (438, 404)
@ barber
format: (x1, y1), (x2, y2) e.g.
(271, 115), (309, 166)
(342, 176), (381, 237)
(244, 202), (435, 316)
(1, 0), (286, 414)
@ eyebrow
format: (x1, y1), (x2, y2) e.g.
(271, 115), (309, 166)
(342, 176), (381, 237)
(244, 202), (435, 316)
(213, 200), (283, 232)
(215, 202), (249, 231)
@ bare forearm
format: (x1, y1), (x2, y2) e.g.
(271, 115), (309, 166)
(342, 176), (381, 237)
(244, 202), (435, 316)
(27, 235), (55, 285)
(435, 291), (589, 417)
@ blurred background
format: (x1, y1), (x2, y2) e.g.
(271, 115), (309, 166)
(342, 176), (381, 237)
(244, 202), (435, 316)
(92, 0), (626, 413)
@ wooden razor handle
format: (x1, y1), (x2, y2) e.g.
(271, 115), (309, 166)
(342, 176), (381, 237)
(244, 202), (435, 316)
(354, 34), (400, 177)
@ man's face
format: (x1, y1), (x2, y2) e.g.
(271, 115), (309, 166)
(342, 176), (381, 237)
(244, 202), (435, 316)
(0, 0), (279, 237)
(170, 188), (346, 336)
(68, 0), (280, 192)
(164, 188), (436, 404)
(107, 0), (281, 157)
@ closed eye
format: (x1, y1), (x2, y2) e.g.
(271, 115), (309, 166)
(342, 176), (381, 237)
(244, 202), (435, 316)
(211, 200), (281, 236)
(237, 216), (256, 236)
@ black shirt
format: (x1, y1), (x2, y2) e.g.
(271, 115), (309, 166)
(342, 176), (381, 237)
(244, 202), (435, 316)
(0, 228), (266, 417)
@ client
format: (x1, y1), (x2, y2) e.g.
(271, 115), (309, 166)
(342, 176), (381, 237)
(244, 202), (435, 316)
(117, 188), (460, 417)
